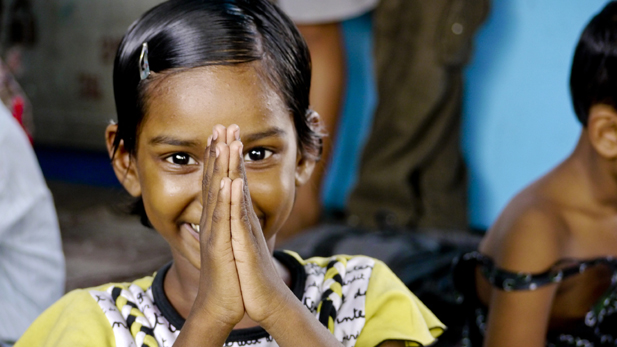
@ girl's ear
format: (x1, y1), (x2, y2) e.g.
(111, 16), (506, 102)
(105, 124), (142, 197)
(294, 109), (322, 186)
(295, 150), (316, 186)
(588, 104), (617, 159)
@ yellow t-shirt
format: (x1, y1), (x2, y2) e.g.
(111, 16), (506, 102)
(16, 251), (444, 347)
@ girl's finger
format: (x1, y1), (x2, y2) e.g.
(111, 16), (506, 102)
(206, 177), (232, 248)
(226, 124), (240, 145)
(242, 174), (261, 234)
(201, 141), (230, 237)
(213, 124), (228, 143)
(201, 134), (213, 203)
(229, 140), (244, 181)
(202, 126), (225, 208)
(230, 176), (261, 240)
(228, 139), (260, 236)
(205, 125), (228, 178)
(231, 178), (255, 246)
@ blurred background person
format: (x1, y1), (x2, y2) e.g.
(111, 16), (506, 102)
(455, 2), (617, 345)
(348, 0), (490, 231)
(0, 73), (64, 347)
(274, 0), (378, 242)
(0, 1), (65, 345)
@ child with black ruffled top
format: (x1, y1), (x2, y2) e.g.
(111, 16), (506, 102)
(460, 2), (617, 346)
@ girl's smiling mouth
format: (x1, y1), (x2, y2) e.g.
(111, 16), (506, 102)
(184, 223), (200, 242)
(190, 223), (201, 233)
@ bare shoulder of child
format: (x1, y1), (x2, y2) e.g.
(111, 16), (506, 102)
(476, 4), (617, 346)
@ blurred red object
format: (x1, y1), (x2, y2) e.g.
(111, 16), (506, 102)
(11, 95), (32, 143)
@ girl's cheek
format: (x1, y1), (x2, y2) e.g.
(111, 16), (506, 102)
(252, 175), (295, 214)
(144, 170), (201, 218)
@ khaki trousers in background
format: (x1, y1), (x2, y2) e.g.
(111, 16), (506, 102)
(348, 0), (489, 230)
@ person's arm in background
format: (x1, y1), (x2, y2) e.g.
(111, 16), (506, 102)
(479, 205), (565, 347)
(277, 22), (345, 243)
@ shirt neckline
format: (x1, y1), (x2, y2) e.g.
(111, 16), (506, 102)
(151, 250), (306, 343)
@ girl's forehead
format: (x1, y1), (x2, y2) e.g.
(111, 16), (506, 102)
(140, 65), (293, 137)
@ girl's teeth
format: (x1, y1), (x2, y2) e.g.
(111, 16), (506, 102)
(191, 223), (200, 233)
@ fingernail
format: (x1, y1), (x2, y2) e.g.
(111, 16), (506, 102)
(207, 135), (212, 147)
(213, 129), (218, 141)
(238, 144), (243, 156)
(215, 147), (220, 158)
(220, 179), (225, 189)
(235, 129), (240, 141)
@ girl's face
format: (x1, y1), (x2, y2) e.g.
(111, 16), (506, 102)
(118, 65), (312, 269)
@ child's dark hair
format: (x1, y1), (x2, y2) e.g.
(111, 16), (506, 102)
(570, 1), (617, 126)
(111, 0), (321, 227)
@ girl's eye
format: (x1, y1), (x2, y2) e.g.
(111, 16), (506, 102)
(244, 148), (273, 162)
(165, 153), (197, 165)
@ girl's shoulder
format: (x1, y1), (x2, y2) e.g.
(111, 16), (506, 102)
(283, 251), (445, 347)
(15, 274), (158, 347)
(480, 185), (571, 274)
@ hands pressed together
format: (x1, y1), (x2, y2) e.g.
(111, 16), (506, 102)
(175, 124), (343, 347)
(195, 124), (289, 328)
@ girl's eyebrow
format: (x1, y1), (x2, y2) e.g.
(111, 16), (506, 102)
(243, 127), (287, 143)
(149, 135), (200, 147)
(148, 127), (286, 147)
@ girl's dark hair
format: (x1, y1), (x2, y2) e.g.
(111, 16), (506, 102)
(570, 1), (617, 126)
(112, 0), (320, 227)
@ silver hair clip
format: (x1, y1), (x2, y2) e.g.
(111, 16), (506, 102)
(139, 42), (150, 80)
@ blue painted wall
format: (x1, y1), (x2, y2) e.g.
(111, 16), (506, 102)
(463, 0), (610, 229)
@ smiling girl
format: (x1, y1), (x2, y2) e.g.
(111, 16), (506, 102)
(15, 1), (443, 346)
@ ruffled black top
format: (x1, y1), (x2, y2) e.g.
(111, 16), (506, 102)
(454, 252), (617, 347)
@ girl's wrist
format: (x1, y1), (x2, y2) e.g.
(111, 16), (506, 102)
(257, 288), (303, 332)
(176, 308), (236, 347)
(192, 292), (243, 330)
(258, 292), (343, 347)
